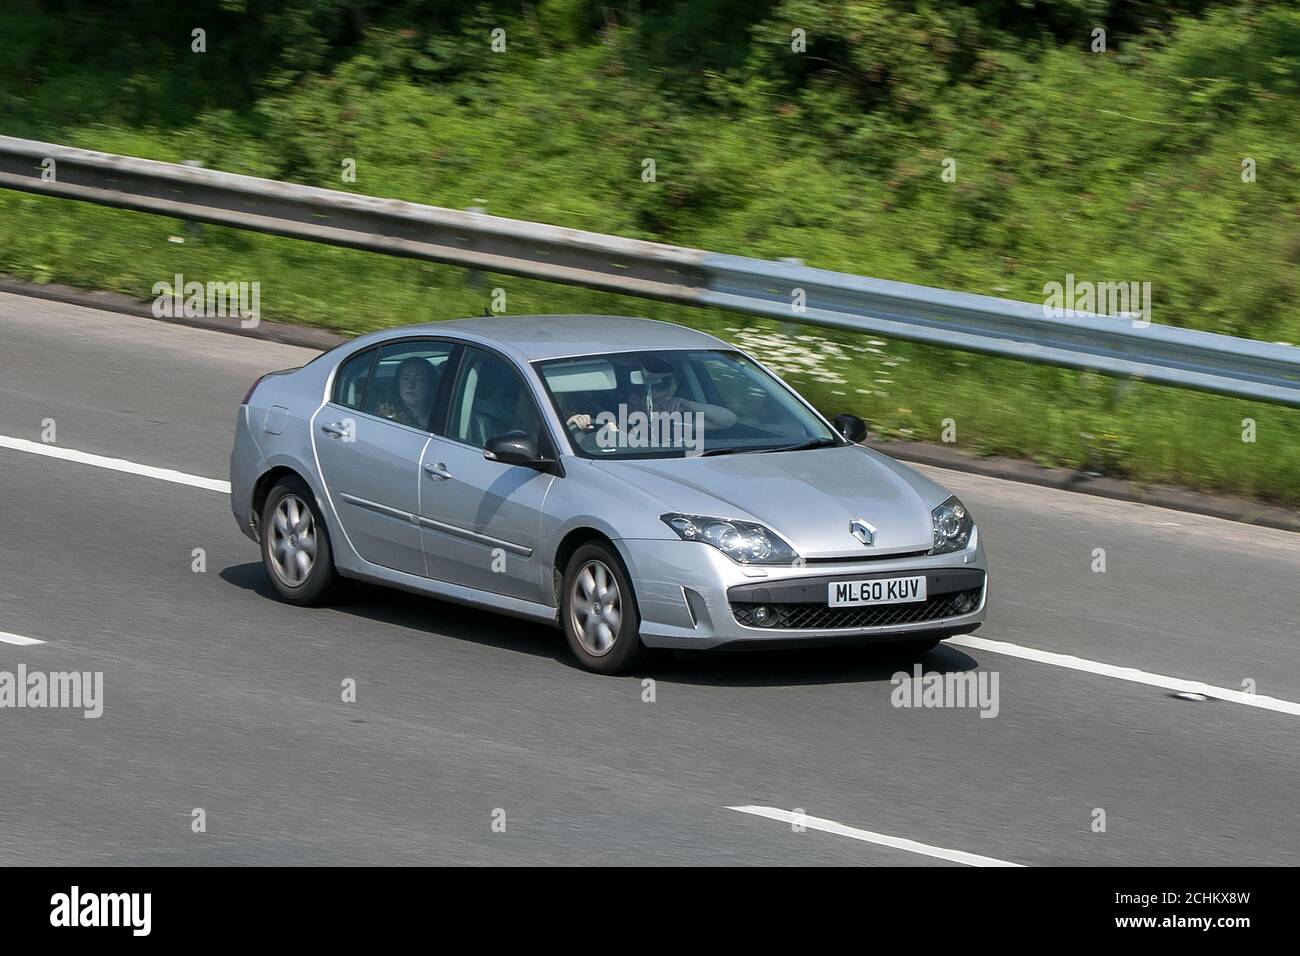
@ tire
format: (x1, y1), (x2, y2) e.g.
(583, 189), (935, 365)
(260, 476), (338, 606)
(561, 542), (646, 675)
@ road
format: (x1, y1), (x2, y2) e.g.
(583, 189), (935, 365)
(1, 292), (1297, 865)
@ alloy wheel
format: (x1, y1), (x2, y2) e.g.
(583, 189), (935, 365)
(569, 559), (623, 656)
(268, 493), (317, 587)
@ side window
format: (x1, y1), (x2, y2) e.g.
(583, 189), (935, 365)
(333, 349), (377, 410)
(448, 348), (544, 449)
(361, 341), (454, 430)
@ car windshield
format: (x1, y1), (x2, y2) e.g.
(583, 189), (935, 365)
(534, 349), (840, 460)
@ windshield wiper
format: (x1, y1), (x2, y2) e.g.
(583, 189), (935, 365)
(767, 437), (841, 453)
(701, 437), (839, 457)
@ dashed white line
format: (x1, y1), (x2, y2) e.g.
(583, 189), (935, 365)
(947, 634), (1300, 717)
(729, 806), (1024, 867)
(0, 435), (230, 494)
(0, 631), (45, 646)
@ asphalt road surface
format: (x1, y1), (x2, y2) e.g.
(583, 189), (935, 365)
(1, 292), (1297, 865)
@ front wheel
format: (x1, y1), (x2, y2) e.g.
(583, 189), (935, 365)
(562, 543), (646, 675)
(260, 477), (338, 606)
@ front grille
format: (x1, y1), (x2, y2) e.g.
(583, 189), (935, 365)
(802, 549), (930, 564)
(731, 587), (982, 631)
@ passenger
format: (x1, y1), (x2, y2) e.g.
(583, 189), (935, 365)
(376, 357), (437, 428)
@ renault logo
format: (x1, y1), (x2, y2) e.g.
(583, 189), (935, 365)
(850, 519), (877, 546)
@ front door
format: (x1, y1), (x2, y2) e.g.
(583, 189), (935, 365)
(418, 347), (556, 603)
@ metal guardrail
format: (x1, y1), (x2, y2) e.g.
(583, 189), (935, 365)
(3, 135), (1300, 406)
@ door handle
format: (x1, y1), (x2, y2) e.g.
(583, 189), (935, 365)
(321, 421), (348, 438)
(423, 462), (453, 480)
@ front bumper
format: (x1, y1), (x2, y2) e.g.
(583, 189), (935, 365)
(618, 533), (988, 651)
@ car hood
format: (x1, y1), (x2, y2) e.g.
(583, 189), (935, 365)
(590, 444), (946, 558)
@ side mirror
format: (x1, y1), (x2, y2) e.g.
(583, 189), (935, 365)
(832, 413), (868, 443)
(484, 430), (546, 468)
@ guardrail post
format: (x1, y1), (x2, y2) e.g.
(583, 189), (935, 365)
(778, 257), (804, 341)
(181, 160), (204, 239)
(465, 202), (487, 291)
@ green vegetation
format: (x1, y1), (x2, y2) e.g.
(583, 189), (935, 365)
(2, 1), (1298, 503)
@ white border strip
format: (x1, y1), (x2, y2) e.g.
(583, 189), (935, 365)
(0, 435), (230, 494)
(948, 635), (1300, 717)
(0, 630), (45, 646)
(729, 806), (1023, 867)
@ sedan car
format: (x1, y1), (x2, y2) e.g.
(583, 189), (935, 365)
(231, 315), (986, 673)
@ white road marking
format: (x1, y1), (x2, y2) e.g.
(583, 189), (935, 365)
(0, 435), (230, 494)
(947, 635), (1300, 717)
(729, 806), (1023, 867)
(0, 631), (45, 646)
(3, 434), (1298, 722)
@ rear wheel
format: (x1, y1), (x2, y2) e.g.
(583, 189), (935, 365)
(261, 477), (338, 606)
(562, 543), (646, 675)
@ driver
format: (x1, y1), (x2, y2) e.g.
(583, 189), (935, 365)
(565, 356), (736, 432)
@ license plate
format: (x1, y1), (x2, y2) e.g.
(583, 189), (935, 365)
(828, 575), (927, 607)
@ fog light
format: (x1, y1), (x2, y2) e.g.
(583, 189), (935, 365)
(953, 591), (976, 614)
(751, 605), (775, 627)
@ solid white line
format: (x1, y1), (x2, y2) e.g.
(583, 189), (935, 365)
(947, 634), (1300, 717)
(729, 806), (1024, 867)
(0, 435), (230, 494)
(0, 631), (45, 646)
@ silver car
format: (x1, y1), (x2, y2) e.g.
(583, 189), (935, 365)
(231, 315), (987, 673)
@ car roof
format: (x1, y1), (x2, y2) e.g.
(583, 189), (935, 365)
(368, 314), (729, 362)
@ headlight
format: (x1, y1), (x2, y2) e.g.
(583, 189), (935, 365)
(660, 513), (799, 565)
(931, 496), (974, 554)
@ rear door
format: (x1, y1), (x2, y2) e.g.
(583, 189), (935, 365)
(314, 340), (455, 575)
